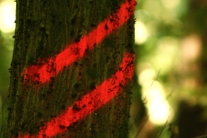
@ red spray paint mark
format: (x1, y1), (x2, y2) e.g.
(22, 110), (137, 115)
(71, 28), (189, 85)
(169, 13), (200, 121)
(18, 0), (136, 137)
(22, 0), (136, 84)
(19, 53), (134, 138)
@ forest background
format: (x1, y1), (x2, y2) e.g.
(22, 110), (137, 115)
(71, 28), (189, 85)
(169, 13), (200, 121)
(0, 0), (206, 137)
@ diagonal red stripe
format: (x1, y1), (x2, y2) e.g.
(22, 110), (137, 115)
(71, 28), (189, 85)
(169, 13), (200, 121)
(22, 0), (136, 84)
(19, 52), (134, 138)
(18, 0), (136, 137)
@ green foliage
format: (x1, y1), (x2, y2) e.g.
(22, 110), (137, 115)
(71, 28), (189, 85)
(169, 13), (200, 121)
(131, 0), (207, 137)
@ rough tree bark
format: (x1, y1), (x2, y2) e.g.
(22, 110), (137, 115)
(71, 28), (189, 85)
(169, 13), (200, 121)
(3, 0), (136, 138)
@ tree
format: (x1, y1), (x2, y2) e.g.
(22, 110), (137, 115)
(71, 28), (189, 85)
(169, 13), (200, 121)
(3, 0), (136, 137)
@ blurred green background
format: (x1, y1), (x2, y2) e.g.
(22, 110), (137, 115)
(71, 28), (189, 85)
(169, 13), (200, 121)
(0, 0), (15, 133)
(1, 0), (207, 137)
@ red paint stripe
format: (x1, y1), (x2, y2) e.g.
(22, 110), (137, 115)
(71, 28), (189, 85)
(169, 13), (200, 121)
(19, 52), (134, 138)
(22, 0), (136, 84)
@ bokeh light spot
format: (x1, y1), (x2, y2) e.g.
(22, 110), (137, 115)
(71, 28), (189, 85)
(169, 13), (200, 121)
(0, 0), (16, 33)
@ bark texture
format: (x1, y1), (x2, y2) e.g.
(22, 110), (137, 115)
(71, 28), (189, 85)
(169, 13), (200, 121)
(3, 0), (135, 137)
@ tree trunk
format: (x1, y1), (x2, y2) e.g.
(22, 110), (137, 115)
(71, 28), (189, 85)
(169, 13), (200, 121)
(3, 0), (136, 137)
